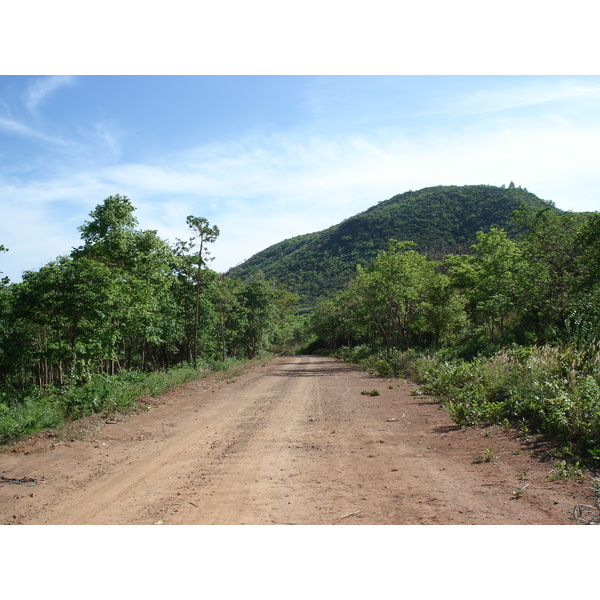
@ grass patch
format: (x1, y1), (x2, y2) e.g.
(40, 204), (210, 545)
(361, 389), (381, 397)
(0, 397), (63, 445)
(0, 356), (257, 447)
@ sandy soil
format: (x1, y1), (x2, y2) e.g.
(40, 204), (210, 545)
(0, 355), (595, 525)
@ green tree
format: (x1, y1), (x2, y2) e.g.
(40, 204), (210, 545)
(235, 277), (298, 358)
(14, 256), (122, 385)
(184, 216), (220, 368)
(567, 212), (600, 342)
(212, 277), (249, 360)
(420, 270), (467, 349)
(447, 228), (525, 343)
(73, 195), (180, 372)
(514, 207), (587, 342)
(76, 195), (139, 264)
(347, 240), (438, 352)
(310, 298), (350, 350)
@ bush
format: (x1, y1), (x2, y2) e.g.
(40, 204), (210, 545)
(415, 343), (600, 464)
(0, 398), (62, 444)
(333, 346), (426, 380)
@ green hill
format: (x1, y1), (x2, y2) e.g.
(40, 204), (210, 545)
(226, 184), (559, 310)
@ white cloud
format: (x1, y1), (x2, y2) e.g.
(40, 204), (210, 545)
(0, 115), (36, 137)
(413, 79), (600, 124)
(24, 75), (75, 116)
(0, 115), (70, 146)
(2, 106), (600, 283)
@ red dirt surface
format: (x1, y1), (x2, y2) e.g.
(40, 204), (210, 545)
(0, 355), (595, 525)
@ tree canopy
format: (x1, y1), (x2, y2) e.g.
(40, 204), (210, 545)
(0, 195), (298, 403)
(227, 184), (559, 310)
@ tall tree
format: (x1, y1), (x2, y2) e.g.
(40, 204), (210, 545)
(185, 216), (220, 368)
(447, 228), (525, 343)
(513, 207), (587, 342)
(349, 240), (437, 352)
(212, 277), (249, 361)
(73, 195), (178, 372)
(76, 194), (139, 264)
(569, 213), (600, 342)
(420, 270), (467, 349)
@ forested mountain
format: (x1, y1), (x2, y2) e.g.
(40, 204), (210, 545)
(227, 184), (559, 309)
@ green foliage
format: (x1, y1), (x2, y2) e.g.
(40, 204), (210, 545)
(76, 194), (138, 246)
(184, 215), (220, 368)
(547, 459), (585, 481)
(55, 365), (207, 420)
(447, 228), (525, 343)
(0, 398), (62, 445)
(333, 345), (421, 380)
(473, 447), (496, 463)
(348, 240), (438, 352)
(0, 358), (249, 444)
(361, 389), (381, 396)
(228, 185), (557, 309)
(309, 239), (468, 357)
(514, 208), (589, 343)
(0, 195), (299, 444)
(415, 344), (600, 463)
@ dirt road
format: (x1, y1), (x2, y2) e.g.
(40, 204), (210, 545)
(0, 355), (594, 525)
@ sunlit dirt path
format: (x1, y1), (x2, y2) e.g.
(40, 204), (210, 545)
(1, 356), (594, 524)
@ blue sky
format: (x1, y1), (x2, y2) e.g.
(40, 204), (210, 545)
(2, 74), (600, 282)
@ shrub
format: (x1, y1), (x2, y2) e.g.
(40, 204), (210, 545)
(414, 343), (600, 464)
(0, 398), (62, 444)
(361, 389), (381, 397)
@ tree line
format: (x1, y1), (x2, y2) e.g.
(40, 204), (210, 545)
(310, 206), (600, 355)
(0, 195), (298, 401)
(227, 185), (555, 310)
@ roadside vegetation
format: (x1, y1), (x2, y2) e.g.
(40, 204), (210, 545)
(0, 195), (298, 445)
(304, 205), (600, 469)
(0, 358), (252, 444)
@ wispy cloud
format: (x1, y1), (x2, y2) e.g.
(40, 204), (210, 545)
(446, 78), (600, 118)
(0, 115), (39, 137)
(24, 75), (75, 116)
(3, 80), (600, 284)
(0, 78), (75, 147)
(0, 114), (72, 147)
(92, 122), (123, 159)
